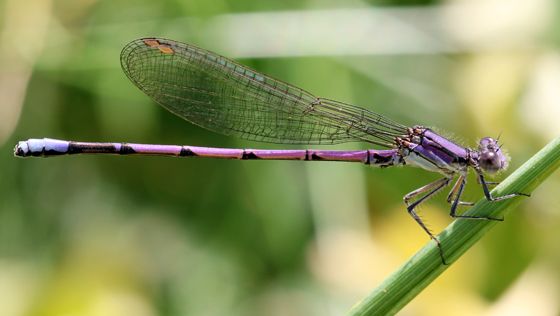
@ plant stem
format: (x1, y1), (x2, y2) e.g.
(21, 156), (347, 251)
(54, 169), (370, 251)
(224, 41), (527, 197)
(348, 137), (560, 316)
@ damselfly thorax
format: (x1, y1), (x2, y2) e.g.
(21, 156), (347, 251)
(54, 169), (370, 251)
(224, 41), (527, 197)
(396, 127), (470, 176)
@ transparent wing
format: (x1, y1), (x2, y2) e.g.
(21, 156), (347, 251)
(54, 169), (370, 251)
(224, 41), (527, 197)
(120, 38), (408, 147)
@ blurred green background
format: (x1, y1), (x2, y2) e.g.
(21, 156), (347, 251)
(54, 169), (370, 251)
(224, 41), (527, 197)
(1, 0), (560, 315)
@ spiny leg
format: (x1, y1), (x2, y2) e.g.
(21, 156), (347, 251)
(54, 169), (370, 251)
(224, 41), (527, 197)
(404, 177), (451, 265)
(404, 177), (450, 204)
(477, 176), (499, 186)
(446, 175), (474, 207)
(477, 171), (530, 202)
(449, 175), (503, 221)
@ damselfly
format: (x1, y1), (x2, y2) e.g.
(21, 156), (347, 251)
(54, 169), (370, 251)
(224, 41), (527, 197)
(14, 38), (529, 264)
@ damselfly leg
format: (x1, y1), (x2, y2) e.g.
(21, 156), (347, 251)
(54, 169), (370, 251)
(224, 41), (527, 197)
(477, 171), (531, 202)
(404, 177), (452, 264)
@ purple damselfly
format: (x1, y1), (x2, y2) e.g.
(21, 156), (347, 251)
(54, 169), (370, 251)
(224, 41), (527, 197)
(14, 38), (529, 264)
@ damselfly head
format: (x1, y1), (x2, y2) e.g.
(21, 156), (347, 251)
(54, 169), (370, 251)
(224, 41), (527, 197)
(477, 137), (509, 174)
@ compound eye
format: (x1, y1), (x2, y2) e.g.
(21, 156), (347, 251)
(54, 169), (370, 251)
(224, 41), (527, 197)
(479, 151), (501, 173)
(479, 137), (496, 150)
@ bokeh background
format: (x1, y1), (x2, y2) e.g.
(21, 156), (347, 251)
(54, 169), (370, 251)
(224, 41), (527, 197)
(1, 0), (560, 315)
